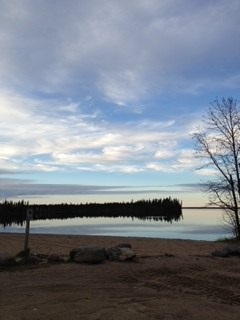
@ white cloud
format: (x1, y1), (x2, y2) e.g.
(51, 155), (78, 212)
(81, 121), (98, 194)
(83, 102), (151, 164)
(146, 162), (170, 172)
(0, 88), (200, 174)
(99, 70), (146, 107)
(146, 147), (202, 173)
(102, 144), (144, 161)
(154, 150), (176, 160)
(196, 168), (218, 177)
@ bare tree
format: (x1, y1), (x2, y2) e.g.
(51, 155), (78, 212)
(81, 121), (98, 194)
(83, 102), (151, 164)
(193, 97), (240, 239)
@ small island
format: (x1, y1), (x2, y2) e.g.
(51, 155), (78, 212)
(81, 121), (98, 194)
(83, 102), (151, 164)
(0, 197), (182, 227)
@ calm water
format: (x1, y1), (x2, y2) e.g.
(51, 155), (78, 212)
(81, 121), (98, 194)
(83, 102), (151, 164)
(0, 208), (232, 241)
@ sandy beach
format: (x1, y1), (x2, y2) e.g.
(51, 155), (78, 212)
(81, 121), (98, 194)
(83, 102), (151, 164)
(0, 233), (240, 320)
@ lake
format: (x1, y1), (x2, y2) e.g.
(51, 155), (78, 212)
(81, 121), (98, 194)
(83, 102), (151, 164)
(0, 208), (232, 241)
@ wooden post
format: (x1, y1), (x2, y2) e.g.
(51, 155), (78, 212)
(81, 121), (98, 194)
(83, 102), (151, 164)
(24, 207), (33, 262)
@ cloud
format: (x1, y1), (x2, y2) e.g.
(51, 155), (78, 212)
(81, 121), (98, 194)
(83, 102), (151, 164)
(0, 0), (239, 103)
(0, 177), (193, 199)
(154, 150), (176, 160)
(146, 147), (202, 173)
(0, 88), (201, 174)
(175, 183), (205, 190)
(195, 168), (219, 177)
(98, 70), (146, 107)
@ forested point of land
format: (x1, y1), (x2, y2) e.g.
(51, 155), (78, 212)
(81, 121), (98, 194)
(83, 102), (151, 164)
(0, 197), (182, 227)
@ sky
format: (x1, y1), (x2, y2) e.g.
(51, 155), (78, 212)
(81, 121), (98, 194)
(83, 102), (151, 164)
(0, 0), (240, 206)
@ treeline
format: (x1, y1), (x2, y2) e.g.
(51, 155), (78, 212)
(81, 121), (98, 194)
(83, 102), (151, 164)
(0, 197), (183, 227)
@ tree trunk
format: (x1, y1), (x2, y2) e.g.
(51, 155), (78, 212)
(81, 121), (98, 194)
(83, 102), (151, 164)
(229, 175), (240, 239)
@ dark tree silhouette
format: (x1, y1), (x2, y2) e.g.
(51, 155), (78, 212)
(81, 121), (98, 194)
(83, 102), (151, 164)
(0, 197), (182, 227)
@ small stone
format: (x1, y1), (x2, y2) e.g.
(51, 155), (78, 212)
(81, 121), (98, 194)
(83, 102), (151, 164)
(0, 252), (16, 267)
(212, 250), (229, 258)
(26, 253), (43, 264)
(115, 243), (132, 249)
(47, 254), (65, 263)
(212, 246), (240, 258)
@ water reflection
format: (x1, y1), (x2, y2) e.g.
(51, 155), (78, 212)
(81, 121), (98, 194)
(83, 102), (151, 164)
(132, 215), (183, 223)
(0, 209), (230, 241)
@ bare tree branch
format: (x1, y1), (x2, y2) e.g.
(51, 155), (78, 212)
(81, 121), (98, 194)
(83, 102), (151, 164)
(193, 97), (240, 239)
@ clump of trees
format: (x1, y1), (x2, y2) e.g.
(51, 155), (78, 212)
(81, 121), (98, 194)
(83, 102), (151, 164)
(194, 97), (240, 239)
(0, 200), (28, 227)
(0, 197), (182, 227)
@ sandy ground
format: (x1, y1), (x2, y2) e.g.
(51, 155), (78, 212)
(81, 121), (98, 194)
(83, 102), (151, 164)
(0, 233), (240, 320)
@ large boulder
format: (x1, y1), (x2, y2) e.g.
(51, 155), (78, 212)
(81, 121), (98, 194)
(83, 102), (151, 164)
(69, 247), (83, 260)
(71, 246), (106, 264)
(0, 252), (16, 267)
(106, 244), (135, 261)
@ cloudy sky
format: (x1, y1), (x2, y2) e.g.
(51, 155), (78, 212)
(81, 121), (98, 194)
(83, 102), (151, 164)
(0, 0), (239, 206)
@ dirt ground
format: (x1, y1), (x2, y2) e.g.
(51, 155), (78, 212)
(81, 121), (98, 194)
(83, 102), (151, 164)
(1, 233), (240, 320)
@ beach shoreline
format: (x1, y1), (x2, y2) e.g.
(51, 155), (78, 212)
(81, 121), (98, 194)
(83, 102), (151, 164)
(0, 232), (226, 256)
(1, 233), (240, 320)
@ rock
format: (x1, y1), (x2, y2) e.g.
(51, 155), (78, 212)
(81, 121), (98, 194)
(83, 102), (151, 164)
(70, 247), (94, 260)
(0, 252), (16, 267)
(36, 253), (48, 259)
(223, 246), (240, 256)
(106, 246), (122, 261)
(14, 251), (44, 265)
(15, 249), (30, 258)
(72, 246), (106, 264)
(212, 246), (240, 258)
(106, 245), (135, 261)
(114, 243), (132, 249)
(25, 253), (43, 264)
(212, 250), (230, 257)
(118, 247), (136, 261)
(164, 253), (175, 257)
(47, 254), (65, 264)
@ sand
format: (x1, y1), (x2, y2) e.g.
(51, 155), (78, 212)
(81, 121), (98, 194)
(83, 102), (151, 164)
(0, 233), (240, 320)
